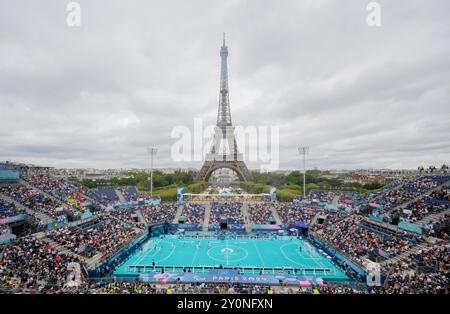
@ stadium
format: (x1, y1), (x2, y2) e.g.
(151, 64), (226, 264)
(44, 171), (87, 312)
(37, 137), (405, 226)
(0, 163), (449, 294)
(0, 1), (449, 302)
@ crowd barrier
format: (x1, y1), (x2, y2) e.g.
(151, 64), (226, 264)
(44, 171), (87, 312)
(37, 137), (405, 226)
(176, 223), (202, 231)
(398, 220), (422, 234)
(0, 232), (16, 244)
(0, 169), (20, 180)
(308, 234), (367, 278)
(136, 268), (327, 286)
(0, 213), (27, 225)
(251, 224), (281, 231)
(88, 231), (149, 277)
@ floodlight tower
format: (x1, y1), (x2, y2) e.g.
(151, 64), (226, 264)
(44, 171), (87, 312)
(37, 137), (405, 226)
(298, 146), (310, 198)
(148, 147), (158, 197)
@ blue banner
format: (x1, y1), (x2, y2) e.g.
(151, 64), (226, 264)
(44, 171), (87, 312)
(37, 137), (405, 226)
(81, 210), (93, 220)
(368, 214), (383, 223)
(0, 213), (27, 225)
(139, 271), (324, 286)
(309, 235), (367, 278)
(47, 220), (66, 230)
(252, 224), (281, 231)
(398, 220), (422, 234)
(0, 233), (16, 244)
(177, 223), (202, 231)
(0, 169), (20, 180)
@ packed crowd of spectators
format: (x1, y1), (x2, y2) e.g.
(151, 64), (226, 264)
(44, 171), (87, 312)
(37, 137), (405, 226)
(106, 208), (145, 229)
(275, 203), (316, 225)
(312, 210), (350, 227)
(294, 190), (362, 213)
(210, 202), (244, 224)
(0, 199), (24, 219)
(181, 203), (205, 224)
(314, 215), (423, 265)
(1, 170), (449, 294)
(0, 199), (47, 230)
(116, 187), (150, 202)
(0, 224), (10, 234)
(26, 212), (47, 229)
(0, 236), (80, 293)
(92, 188), (119, 206)
(0, 184), (70, 218)
(423, 215), (450, 240)
(26, 174), (90, 205)
(369, 176), (449, 213)
(139, 203), (178, 224)
(81, 281), (273, 294)
(379, 242), (449, 294)
(309, 191), (338, 204)
(401, 187), (449, 222)
(47, 217), (139, 258)
(248, 203), (274, 224)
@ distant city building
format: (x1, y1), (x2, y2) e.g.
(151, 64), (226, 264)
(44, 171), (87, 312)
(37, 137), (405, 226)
(344, 174), (386, 185)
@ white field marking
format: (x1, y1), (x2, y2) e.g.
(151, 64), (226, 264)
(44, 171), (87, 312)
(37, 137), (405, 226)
(279, 242), (316, 260)
(133, 239), (157, 265)
(251, 238), (266, 267)
(303, 242), (327, 268)
(225, 239), (229, 265)
(190, 240), (202, 268)
(279, 243), (307, 267)
(154, 240), (177, 264)
(301, 242), (328, 269)
(206, 244), (248, 264)
(279, 241), (330, 270)
(135, 239), (175, 266)
(142, 240), (152, 252)
(131, 238), (163, 268)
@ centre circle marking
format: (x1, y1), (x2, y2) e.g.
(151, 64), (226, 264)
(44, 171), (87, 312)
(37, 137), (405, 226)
(221, 248), (234, 255)
(207, 244), (248, 263)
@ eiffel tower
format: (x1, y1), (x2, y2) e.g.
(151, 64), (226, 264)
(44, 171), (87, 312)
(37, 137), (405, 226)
(196, 34), (252, 182)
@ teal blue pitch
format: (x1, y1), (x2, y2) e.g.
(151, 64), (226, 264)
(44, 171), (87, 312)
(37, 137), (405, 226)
(114, 234), (348, 280)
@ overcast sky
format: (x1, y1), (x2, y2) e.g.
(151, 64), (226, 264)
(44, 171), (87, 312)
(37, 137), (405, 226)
(0, 0), (449, 170)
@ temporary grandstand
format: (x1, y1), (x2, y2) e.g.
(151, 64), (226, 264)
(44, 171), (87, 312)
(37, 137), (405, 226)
(0, 163), (449, 294)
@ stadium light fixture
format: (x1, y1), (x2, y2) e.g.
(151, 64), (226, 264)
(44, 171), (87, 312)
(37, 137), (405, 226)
(298, 146), (310, 198)
(148, 147), (158, 197)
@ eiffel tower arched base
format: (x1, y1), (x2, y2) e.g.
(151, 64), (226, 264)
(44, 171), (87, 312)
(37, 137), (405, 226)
(196, 160), (253, 182)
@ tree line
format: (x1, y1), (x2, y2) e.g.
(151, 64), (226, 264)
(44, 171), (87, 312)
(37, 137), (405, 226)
(78, 169), (384, 202)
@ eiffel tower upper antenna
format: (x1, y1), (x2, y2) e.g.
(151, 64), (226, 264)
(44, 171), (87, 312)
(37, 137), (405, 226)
(217, 31), (231, 127)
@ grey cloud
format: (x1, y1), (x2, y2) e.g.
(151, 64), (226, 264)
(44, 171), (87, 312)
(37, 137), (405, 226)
(0, 0), (449, 170)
